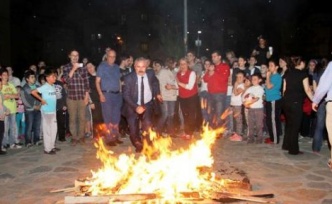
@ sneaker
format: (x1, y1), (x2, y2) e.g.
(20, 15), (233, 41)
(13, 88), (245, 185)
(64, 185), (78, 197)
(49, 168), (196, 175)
(85, 132), (92, 138)
(247, 138), (255, 144)
(264, 138), (274, 144)
(35, 141), (43, 146)
(115, 139), (123, 144)
(52, 147), (61, 152)
(79, 138), (86, 144)
(10, 144), (22, 149)
(44, 150), (56, 155)
(230, 133), (242, 141)
(26, 143), (33, 148)
(59, 138), (66, 142)
(1, 147), (6, 152)
(71, 139), (78, 146)
(328, 160), (332, 170)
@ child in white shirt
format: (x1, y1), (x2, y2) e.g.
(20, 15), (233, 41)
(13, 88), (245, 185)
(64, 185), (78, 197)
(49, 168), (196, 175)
(229, 71), (246, 141)
(242, 73), (265, 143)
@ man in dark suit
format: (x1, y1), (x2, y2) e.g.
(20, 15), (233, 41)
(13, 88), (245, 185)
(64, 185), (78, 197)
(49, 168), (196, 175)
(122, 57), (162, 153)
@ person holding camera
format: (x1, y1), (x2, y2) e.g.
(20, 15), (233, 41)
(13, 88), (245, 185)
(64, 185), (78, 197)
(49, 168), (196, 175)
(63, 50), (90, 146)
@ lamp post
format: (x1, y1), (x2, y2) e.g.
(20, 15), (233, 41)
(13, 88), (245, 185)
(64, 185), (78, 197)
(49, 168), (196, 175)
(184, 0), (188, 54)
(195, 30), (202, 57)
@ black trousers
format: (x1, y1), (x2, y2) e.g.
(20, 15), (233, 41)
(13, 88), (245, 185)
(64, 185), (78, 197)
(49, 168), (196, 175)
(127, 103), (153, 147)
(265, 99), (282, 143)
(56, 109), (66, 141)
(91, 102), (104, 138)
(282, 101), (303, 154)
(178, 94), (200, 135)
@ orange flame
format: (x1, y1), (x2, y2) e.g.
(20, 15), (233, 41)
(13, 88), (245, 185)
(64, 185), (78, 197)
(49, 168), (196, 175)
(87, 126), (226, 200)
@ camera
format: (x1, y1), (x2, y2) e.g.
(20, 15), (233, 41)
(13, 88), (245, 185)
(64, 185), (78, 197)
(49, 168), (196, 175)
(77, 63), (83, 68)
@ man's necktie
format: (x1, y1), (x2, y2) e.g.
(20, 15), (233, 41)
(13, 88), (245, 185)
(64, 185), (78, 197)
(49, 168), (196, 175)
(140, 76), (144, 105)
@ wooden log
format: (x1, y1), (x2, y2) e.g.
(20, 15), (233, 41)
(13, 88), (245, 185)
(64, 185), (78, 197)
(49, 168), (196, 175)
(65, 193), (156, 204)
(64, 196), (215, 204)
(211, 192), (276, 204)
(50, 187), (75, 193)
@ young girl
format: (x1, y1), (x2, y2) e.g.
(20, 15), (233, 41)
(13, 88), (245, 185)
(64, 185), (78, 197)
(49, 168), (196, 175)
(15, 86), (25, 143)
(264, 60), (282, 144)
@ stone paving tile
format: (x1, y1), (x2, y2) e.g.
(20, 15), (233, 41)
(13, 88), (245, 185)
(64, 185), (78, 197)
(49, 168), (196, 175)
(0, 135), (331, 203)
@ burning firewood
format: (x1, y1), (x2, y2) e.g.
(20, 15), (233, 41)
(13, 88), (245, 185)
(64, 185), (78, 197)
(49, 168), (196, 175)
(55, 128), (277, 203)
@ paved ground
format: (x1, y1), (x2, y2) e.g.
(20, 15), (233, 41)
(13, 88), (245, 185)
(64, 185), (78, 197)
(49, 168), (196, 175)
(0, 134), (331, 204)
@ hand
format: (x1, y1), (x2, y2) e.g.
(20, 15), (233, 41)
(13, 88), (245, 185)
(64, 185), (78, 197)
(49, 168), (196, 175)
(90, 103), (95, 110)
(136, 105), (146, 114)
(62, 106), (67, 111)
(40, 100), (47, 106)
(312, 103), (318, 112)
(165, 84), (172, 90)
(84, 96), (89, 105)
(4, 95), (10, 100)
(266, 71), (271, 78)
(72, 63), (80, 72)
(156, 95), (163, 103)
(99, 94), (106, 103)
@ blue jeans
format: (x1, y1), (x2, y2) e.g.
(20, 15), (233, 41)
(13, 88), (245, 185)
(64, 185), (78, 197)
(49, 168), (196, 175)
(225, 95), (233, 132)
(208, 93), (227, 128)
(24, 110), (41, 145)
(157, 101), (176, 135)
(16, 112), (26, 137)
(101, 93), (122, 124)
(101, 92), (122, 141)
(312, 102), (327, 152)
(199, 91), (210, 125)
(3, 113), (18, 146)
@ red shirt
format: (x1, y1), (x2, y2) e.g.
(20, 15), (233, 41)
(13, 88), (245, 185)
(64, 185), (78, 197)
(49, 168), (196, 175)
(177, 70), (198, 98)
(203, 63), (230, 93)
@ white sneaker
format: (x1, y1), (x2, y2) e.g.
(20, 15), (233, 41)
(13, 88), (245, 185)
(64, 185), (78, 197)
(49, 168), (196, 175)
(1, 147), (6, 152)
(10, 144), (22, 149)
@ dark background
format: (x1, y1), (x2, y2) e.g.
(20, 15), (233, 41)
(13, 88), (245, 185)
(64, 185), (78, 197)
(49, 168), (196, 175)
(0, 0), (331, 74)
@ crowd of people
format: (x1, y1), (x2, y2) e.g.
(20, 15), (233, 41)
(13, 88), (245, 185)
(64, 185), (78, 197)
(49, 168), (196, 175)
(0, 36), (331, 170)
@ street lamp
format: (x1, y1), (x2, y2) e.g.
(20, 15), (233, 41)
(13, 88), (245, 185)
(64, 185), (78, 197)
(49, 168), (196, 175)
(195, 30), (202, 57)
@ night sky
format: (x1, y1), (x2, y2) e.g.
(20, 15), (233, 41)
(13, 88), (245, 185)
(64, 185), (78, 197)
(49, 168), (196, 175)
(1, 0), (331, 72)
